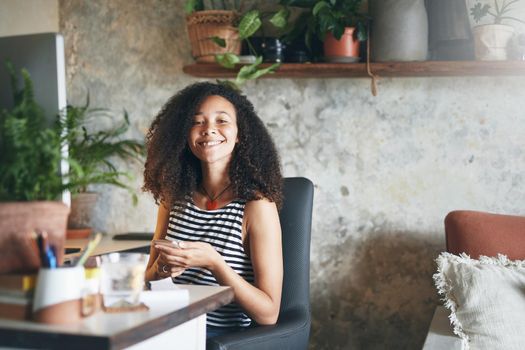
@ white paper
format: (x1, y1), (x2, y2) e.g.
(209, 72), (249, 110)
(148, 277), (182, 291)
(140, 290), (190, 310)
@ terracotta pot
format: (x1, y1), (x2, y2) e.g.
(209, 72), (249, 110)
(323, 28), (360, 63)
(0, 201), (69, 273)
(473, 24), (514, 61)
(68, 192), (98, 229)
(186, 10), (241, 62)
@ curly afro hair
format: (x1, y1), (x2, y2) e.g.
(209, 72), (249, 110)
(143, 82), (283, 209)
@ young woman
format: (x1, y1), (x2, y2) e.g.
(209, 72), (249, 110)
(143, 82), (283, 337)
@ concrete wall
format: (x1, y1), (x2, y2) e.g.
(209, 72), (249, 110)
(59, 1), (525, 349)
(0, 0), (58, 37)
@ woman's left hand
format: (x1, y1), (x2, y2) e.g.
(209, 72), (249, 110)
(153, 240), (222, 271)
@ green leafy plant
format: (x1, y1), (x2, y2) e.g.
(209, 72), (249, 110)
(58, 99), (145, 204)
(312, 0), (367, 41)
(276, 0), (367, 60)
(470, 0), (525, 24)
(185, 0), (241, 13)
(275, 1), (320, 57)
(185, 0), (287, 90)
(0, 62), (65, 201)
(215, 7), (285, 90)
(216, 56), (280, 90)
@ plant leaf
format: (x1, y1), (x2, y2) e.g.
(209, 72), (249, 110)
(185, 0), (204, 13)
(356, 21), (367, 42)
(235, 57), (280, 86)
(313, 1), (330, 16)
(279, 0), (317, 7)
(215, 53), (240, 68)
(210, 36), (227, 48)
(238, 10), (262, 39)
(216, 79), (242, 92)
(269, 8), (289, 29)
(332, 23), (344, 40)
(470, 2), (490, 23)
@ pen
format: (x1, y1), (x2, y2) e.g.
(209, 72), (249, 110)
(29, 231), (41, 265)
(36, 231), (49, 267)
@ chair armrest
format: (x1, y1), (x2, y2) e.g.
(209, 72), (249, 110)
(206, 308), (311, 350)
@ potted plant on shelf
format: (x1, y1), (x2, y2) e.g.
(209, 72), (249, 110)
(311, 0), (367, 62)
(185, 0), (242, 62)
(59, 100), (145, 238)
(185, 0), (287, 90)
(470, 0), (525, 60)
(0, 63), (70, 273)
(277, 0), (367, 62)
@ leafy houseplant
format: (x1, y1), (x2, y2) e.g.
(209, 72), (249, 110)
(185, 0), (286, 90)
(278, 0), (367, 62)
(1, 64), (65, 202)
(312, 0), (366, 42)
(0, 62), (69, 273)
(470, 0), (525, 25)
(59, 100), (145, 233)
(469, 0), (525, 60)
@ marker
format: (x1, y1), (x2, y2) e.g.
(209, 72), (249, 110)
(46, 246), (57, 269)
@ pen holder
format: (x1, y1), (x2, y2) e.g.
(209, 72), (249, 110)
(32, 266), (94, 324)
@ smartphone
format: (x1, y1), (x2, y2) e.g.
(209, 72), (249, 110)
(153, 238), (181, 248)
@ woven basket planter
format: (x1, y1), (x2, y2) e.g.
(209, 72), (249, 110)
(0, 201), (69, 273)
(186, 10), (241, 62)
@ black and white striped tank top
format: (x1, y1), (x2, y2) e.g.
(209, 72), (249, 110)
(166, 197), (254, 328)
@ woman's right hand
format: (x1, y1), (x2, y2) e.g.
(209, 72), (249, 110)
(154, 239), (186, 278)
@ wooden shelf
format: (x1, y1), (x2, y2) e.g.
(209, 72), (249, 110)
(183, 61), (525, 78)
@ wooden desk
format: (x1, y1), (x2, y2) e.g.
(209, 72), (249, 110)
(0, 284), (234, 350)
(65, 235), (151, 258)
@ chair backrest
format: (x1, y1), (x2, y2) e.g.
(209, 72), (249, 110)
(445, 210), (525, 260)
(279, 177), (314, 314)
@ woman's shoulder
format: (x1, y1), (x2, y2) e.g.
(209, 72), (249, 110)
(244, 197), (278, 216)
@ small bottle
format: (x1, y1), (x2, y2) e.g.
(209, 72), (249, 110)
(83, 257), (102, 315)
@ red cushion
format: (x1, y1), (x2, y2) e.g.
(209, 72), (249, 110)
(445, 210), (525, 260)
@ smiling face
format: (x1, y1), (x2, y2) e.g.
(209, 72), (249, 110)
(188, 95), (239, 167)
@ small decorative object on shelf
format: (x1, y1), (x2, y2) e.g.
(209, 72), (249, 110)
(470, 0), (525, 60)
(246, 37), (285, 63)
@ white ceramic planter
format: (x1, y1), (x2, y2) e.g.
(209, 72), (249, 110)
(473, 24), (515, 61)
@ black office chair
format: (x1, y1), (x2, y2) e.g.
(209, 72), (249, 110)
(207, 177), (314, 350)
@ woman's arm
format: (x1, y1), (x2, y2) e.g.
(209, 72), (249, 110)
(145, 202), (175, 282)
(234, 199), (283, 324)
(154, 199), (283, 324)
